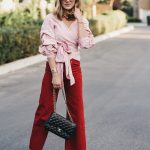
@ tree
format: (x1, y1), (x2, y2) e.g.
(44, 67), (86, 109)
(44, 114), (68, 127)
(133, 0), (139, 17)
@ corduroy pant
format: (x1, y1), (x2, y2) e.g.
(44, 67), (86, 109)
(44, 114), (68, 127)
(29, 58), (86, 150)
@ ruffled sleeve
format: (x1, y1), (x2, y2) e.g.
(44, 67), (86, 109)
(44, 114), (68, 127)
(78, 18), (95, 49)
(38, 14), (57, 58)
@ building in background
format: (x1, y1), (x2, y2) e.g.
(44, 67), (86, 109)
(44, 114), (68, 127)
(139, 0), (150, 22)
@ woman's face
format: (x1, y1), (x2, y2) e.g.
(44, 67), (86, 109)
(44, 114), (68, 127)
(61, 0), (76, 10)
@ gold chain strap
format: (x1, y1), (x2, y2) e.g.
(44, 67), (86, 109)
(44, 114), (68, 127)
(52, 23), (74, 122)
(52, 86), (74, 122)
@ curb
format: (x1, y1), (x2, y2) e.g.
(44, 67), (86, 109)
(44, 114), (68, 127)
(95, 25), (134, 43)
(0, 25), (134, 76)
(0, 55), (45, 75)
(128, 22), (149, 27)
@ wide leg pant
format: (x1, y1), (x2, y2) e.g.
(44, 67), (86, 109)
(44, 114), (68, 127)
(29, 58), (86, 150)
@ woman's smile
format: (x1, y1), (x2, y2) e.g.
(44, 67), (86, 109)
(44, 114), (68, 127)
(61, 0), (75, 10)
(64, 3), (71, 7)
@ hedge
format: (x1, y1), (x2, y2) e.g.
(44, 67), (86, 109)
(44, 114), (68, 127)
(0, 26), (40, 65)
(89, 10), (127, 36)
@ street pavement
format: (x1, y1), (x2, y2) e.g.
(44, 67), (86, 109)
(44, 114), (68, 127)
(0, 26), (150, 150)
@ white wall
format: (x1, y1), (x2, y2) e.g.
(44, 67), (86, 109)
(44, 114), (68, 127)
(139, 9), (150, 23)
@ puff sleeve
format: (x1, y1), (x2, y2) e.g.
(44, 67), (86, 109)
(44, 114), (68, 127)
(38, 14), (57, 58)
(78, 18), (95, 49)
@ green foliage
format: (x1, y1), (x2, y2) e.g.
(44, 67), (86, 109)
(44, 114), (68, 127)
(121, 0), (132, 8)
(88, 10), (127, 36)
(83, 0), (93, 5)
(26, 0), (41, 20)
(0, 1), (43, 64)
(127, 16), (142, 23)
(121, 0), (133, 17)
(0, 26), (40, 65)
(0, 10), (42, 27)
(88, 19), (100, 36)
(97, 0), (110, 4)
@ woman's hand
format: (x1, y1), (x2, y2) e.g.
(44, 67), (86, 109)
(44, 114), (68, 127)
(74, 7), (83, 21)
(52, 73), (63, 89)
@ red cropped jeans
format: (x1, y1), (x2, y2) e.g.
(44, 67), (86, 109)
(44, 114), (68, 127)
(29, 58), (86, 150)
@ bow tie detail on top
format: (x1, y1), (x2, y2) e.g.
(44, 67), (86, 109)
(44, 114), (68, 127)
(55, 41), (75, 86)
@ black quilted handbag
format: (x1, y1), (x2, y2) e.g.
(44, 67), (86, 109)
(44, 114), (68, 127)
(43, 86), (76, 139)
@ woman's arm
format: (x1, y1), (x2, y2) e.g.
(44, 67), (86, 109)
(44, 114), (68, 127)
(78, 20), (89, 38)
(74, 7), (95, 49)
(47, 57), (63, 89)
(77, 19), (95, 49)
(38, 14), (62, 89)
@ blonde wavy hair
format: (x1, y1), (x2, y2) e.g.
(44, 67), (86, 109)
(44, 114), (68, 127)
(53, 0), (83, 20)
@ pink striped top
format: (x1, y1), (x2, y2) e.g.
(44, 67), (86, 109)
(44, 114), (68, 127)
(38, 13), (95, 86)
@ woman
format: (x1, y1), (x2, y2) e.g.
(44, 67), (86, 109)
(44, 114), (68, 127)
(29, 0), (95, 149)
